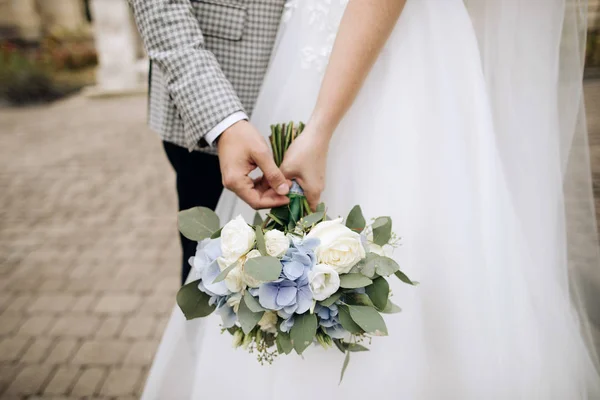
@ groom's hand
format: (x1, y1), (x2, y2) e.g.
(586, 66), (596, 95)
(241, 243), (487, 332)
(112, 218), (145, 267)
(217, 120), (290, 210)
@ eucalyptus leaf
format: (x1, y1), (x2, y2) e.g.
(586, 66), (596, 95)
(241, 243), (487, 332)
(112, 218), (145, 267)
(338, 306), (363, 334)
(346, 205), (366, 233)
(348, 305), (388, 336)
(178, 207), (220, 241)
(340, 351), (350, 384)
(276, 331), (294, 355)
(255, 226), (267, 256)
(374, 256), (400, 277)
(176, 279), (216, 320)
(245, 256), (283, 282)
(211, 261), (238, 284)
(395, 270), (418, 285)
(339, 273), (373, 289)
(356, 253), (380, 278)
(238, 297), (264, 334)
(243, 291), (265, 313)
(366, 277), (390, 310)
(346, 343), (369, 352)
(344, 293), (374, 308)
(319, 291), (342, 307)
(210, 227), (222, 239)
(372, 216), (392, 246)
(316, 203), (326, 213)
(290, 312), (318, 355)
(333, 339), (346, 353)
(253, 212), (263, 226)
(381, 299), (402, 314)
(301, 211), (325, 227)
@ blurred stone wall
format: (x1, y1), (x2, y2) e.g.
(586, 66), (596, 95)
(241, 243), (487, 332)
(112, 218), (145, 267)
(0, 0), (88, 42)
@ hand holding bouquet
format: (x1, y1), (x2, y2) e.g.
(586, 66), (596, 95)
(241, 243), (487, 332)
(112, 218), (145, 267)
(176, 123), (416, 381)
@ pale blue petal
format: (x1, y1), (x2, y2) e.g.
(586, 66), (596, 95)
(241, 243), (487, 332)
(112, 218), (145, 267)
(295, 285), (313, 314)
(283, 260), (305, 280)
(276, 286), (297, 307)
(202, 261), (229, 296)
(325, 324), (348, 339)
(258, 284), (280, 310)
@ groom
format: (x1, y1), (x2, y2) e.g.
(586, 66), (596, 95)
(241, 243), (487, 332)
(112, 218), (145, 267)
(129, 0), (291, 284)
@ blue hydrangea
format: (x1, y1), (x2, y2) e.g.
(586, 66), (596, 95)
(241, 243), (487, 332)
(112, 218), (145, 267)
(315, 304), (347, 339)
(257, 236), (319, 327)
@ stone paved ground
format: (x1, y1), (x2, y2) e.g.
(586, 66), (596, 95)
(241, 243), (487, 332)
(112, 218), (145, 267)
(0, 82), (599, 400)
(0, 95), (179, 400)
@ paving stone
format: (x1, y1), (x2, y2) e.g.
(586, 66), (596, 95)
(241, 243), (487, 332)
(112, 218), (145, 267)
(123, 340), (158, 365)
(28, 295), (75, 313)
(4, 365), (54, 395)
(17, 315), (57, 336)
(49, 315), (101, 337)
(0, 336), (30, 362)
(95, 316), (124, 338)
(70, 295), (97, 312)
(70, 367), (106, 397)
(44, 339), (80, 364)
(71, 340), (130, 365)
(43, 366), (80, 395)
(94, 294), (142, 315)
(99, 367), (143, 397)
(20, 337), (54, 363)
(0, 314), (22, 335)
(120, 316), (156, 339)
(0, 365), (20, 394)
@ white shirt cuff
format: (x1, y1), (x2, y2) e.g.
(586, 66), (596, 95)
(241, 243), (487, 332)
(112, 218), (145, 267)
(204, 111), (248, 147)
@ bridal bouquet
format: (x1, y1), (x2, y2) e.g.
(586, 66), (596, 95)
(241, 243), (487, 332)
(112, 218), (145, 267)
(176, 122), (416, 381)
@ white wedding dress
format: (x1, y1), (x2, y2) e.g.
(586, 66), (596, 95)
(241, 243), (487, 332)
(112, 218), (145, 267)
(143, 0), (600, 398)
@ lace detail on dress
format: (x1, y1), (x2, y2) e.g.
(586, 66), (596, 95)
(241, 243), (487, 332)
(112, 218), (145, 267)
(283, 0), (348, 72)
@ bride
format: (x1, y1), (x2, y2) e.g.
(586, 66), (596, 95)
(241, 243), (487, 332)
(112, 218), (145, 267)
(143, 0), (600, 398)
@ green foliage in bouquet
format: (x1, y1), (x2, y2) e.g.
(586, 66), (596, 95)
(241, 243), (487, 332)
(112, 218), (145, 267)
(175, 122), (417, 383)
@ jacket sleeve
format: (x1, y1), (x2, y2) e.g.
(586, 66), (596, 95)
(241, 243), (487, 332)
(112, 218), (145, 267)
(128, 0), (245, 149)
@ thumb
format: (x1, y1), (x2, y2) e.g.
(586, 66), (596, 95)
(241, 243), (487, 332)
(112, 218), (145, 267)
(253, 150), (290, 196)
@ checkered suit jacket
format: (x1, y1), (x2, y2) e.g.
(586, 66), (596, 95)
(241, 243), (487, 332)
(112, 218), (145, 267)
(129, 0), (286, 151)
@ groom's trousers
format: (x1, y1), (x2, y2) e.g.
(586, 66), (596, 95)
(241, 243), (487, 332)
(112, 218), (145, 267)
(163, 142), (223, 285)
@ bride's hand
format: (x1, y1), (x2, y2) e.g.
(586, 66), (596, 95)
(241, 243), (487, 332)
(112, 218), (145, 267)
(280, 126), (330, 210)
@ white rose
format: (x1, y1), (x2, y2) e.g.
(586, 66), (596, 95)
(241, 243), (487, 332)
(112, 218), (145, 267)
(221, 215), (255, 261)
(308, 264), (340, 301)
(264, 229), (289, 258)
(217, 257), (245, 293)
(257, 311), (278, 334)
(307, 218), (366, 274)
(242, 250), (262, 288)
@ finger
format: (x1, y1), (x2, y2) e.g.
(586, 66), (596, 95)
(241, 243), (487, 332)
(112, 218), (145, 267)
(294, 178), (320, 212)
(236, 176), (290, 210)
(253, 148), (290, 196)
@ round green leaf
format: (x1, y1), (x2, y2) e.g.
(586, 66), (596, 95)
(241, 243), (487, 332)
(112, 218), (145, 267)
(319, 291), (342, 307)
(290, 312), (318, 355)
(178, 207), (220, 241)
(365, 277), (390, 310)
(212, 261), (237, 284)
(395, 270), (418, 285)
(348, 305), (388, 336)
(245, 256), (283, 282)
(243, 291), (265, 313)
(238, 297), (264, 334)
(372, 217), (392, 246)
(276, 331), (293, 355)
(346, 205), (366, 233)
(374, 256), (400, 277)
(176, 279), (215, 320)
(339, 273), (373, 289)
(381, 299), (402, 314)
(338, 306), (363, 334)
